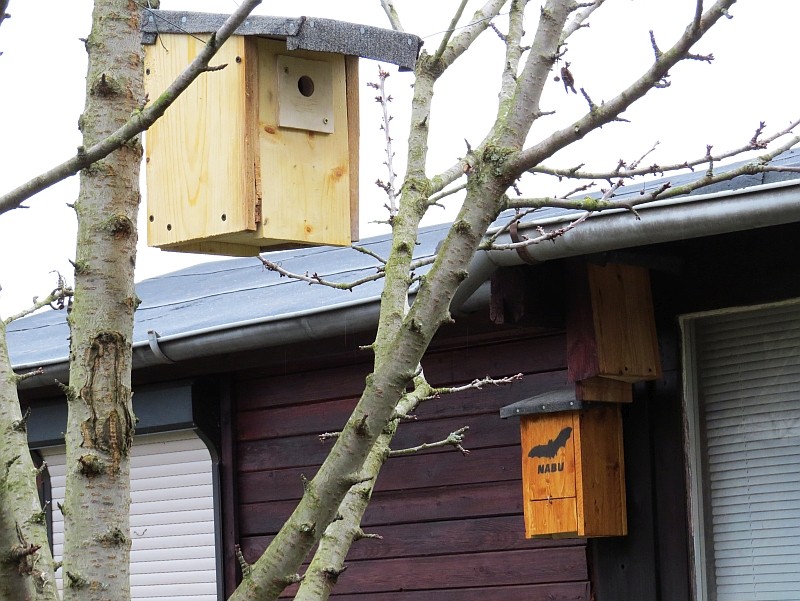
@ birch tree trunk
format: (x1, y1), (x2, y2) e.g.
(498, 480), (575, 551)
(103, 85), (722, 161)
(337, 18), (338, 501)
(60, 1), (143, 599)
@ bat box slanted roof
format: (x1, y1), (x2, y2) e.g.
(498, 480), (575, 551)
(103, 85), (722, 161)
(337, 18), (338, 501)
(500, 387), (590, 418)
(141, 11), (422, 257)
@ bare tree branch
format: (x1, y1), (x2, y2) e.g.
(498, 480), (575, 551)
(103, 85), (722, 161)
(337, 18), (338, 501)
(294, 372), (434, 601)
(379, 0), (404, 32)
(484, 211), (593, 250)
(507, 0), (739, 176)
(297, 365), (522, 601)
(428, 182), (467, 206)
(428, 373), (523, 396)
(390, 426), (471, 456)
(499, 0), (578, 143)
(531, 119), (800, 180)
(433, 0), (470, 63)
(433, 0), (509, 71)
(504, 137), (800, 217)
(498, 0), (530, 107)
(351, 245), (388, 265)
(258, 255), (436, 291)
(2, 276), (72, 325)
(560, 0), (606, 43)
(368, 66), (400, 217)
(0, 0), (262, 215)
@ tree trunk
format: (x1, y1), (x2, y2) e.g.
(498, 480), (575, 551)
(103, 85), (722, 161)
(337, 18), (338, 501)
(0, 320), (59, 601)
(61, 1), (143, 599)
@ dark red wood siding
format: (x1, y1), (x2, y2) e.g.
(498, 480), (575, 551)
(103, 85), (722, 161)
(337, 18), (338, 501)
(233, 332), (591, 599)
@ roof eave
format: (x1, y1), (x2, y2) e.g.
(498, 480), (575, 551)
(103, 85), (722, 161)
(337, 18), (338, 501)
(15, 178), (800, 390)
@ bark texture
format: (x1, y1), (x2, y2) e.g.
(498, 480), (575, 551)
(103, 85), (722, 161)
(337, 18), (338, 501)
(0, 320), (58, 601)
(61, 1), (143, 599)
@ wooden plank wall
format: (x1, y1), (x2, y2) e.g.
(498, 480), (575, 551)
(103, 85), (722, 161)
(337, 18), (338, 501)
(233, 333), (591, 600)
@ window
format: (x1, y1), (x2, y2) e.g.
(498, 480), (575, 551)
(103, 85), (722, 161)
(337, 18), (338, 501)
(42, 430), (218, 600)
(682, 300), (800, 601)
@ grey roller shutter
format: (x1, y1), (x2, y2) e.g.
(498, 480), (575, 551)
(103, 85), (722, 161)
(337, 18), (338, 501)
(691, 302), (800, 601)
(43, 430), (217, 600)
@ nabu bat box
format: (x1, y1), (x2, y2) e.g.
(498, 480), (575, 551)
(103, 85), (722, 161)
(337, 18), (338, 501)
(502, 389), (627, 538)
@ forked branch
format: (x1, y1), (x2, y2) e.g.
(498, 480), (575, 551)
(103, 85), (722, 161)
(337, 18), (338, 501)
(508, 0), (740, 175)
(2, 275), (72, 325)
(390, 426), (471, 456)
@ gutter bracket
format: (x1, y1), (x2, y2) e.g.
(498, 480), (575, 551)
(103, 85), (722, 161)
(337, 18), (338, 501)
(147, 330), (176, 364)
(509, 220), (539, 265)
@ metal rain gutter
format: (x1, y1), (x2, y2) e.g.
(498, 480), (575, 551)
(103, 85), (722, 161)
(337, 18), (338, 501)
(16, 295), (386, 389)
(451, 178), (800, 309)
(17, 179), (800, 389)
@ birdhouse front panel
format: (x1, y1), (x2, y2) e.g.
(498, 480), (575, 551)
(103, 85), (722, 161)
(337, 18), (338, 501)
(521, 412), (579, 537)
(144, 35), (358, 256)
(253, 38), (353, 248)
(145, 34), (258, 253)
(523, 412), (577, 500)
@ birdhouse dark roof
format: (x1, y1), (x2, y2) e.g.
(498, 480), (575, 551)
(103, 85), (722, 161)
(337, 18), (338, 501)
(141, 11), (422, 70)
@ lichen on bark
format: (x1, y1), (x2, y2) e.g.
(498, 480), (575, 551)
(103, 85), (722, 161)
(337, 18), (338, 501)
(61, 1), (143, 599)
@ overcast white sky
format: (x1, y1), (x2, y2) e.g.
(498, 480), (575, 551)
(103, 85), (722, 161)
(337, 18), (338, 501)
(1, 1), (798, 317)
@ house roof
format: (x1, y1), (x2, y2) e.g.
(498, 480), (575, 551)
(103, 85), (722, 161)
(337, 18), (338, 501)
(141, 11), (423, 71)
(7, 149), (800, 386)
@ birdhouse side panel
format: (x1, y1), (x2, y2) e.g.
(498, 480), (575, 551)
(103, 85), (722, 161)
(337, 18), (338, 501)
(255, 39), (352, 248)
(145, 34), (257, 248)
(573, 404), (627, 537)
(345, 55), (360, 244)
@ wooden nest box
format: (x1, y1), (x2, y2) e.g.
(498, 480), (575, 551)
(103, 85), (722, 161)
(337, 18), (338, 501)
(502, 391), (627, 538)
(141, 12), (421, 256)
(498, 261), (663, 538)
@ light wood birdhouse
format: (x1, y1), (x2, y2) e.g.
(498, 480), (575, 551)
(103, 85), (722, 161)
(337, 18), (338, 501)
(141, 12), (421, 256)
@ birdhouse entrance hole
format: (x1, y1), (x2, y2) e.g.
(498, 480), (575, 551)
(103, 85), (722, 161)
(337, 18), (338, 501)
(298, 75), (314, 97)
(277, 55), (335, 134)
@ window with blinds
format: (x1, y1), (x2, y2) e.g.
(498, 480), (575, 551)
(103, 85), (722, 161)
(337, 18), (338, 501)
(683, 300), (800, 601)
(42, 430), (218, 600)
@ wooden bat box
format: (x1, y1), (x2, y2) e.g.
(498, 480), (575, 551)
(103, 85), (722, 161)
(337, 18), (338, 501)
(143, 35), (359, 256)
(567, 262), (662, 383)
(502, 390), (627, 538)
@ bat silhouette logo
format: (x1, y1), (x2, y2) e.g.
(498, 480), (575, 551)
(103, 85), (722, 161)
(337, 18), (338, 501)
(528, 427), (573, 459)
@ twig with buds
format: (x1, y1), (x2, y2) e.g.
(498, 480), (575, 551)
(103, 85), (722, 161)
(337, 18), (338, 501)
(368, 67), (399, 218)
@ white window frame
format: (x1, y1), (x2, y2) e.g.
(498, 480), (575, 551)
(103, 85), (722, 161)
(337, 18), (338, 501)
(681, 298), (800, 601)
